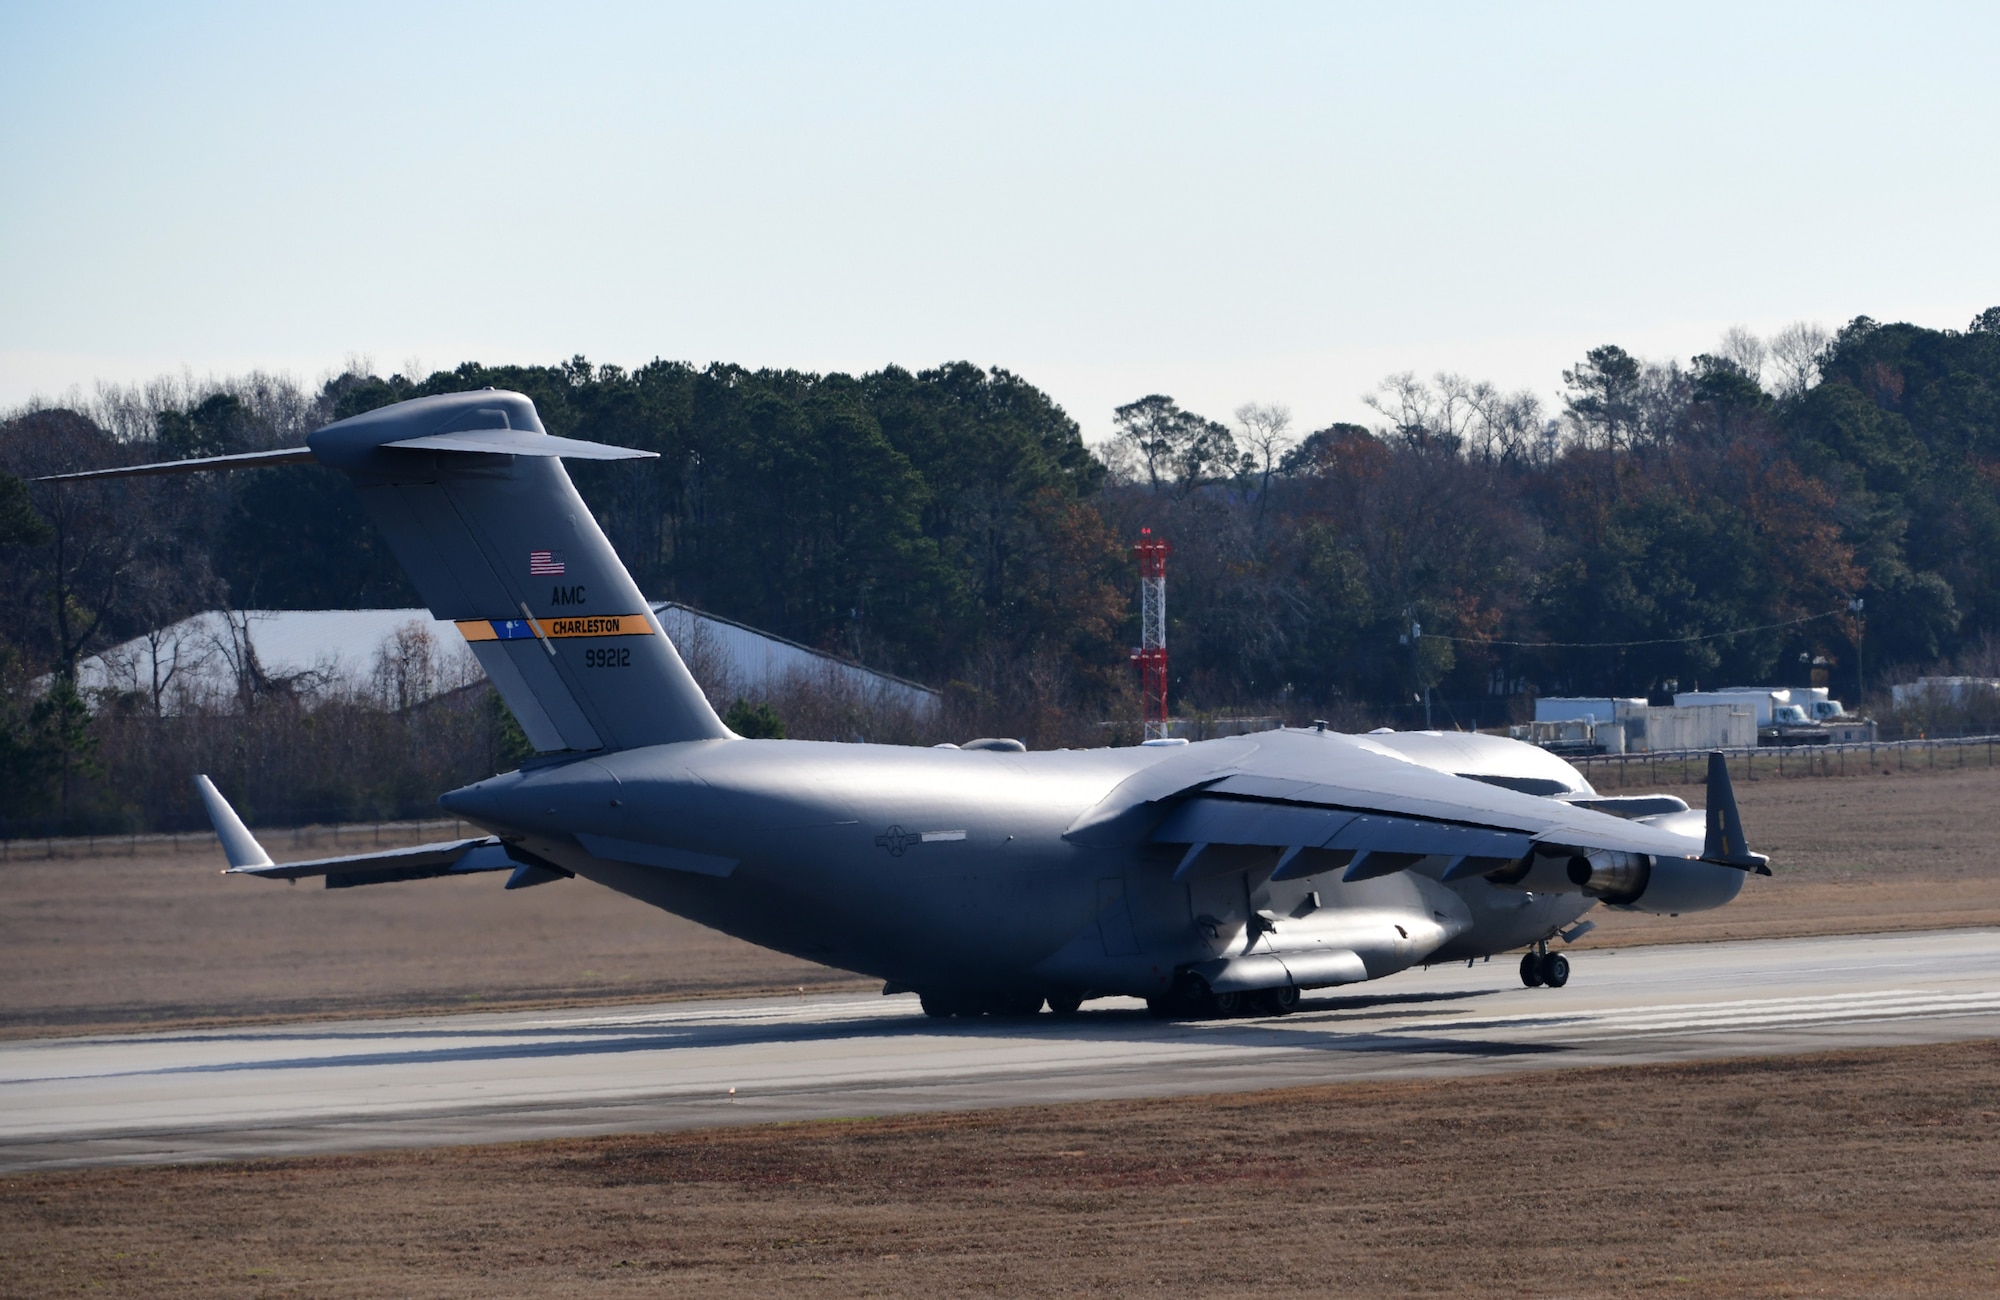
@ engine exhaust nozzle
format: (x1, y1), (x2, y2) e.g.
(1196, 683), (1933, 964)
(1567, 850), (1651, 903)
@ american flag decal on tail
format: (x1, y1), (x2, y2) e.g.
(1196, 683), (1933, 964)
(529, 550), (565, 575)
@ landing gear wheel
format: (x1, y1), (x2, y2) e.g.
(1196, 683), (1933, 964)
(1538, 952), (1570, 989)
(1519, 952), (1546, 988)
(1159, 971), (1215, 1019)
(1046, 992), (1084, 1016)
(1246, 986), (1302, 1017)
(919, 992), (957, 1018)
(1209, 990), (1242, 1017)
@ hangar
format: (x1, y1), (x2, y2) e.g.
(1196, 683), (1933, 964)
(69, 601), (941, 719)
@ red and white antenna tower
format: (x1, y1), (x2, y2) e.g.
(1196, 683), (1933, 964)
(1132, 528), (1169, 742)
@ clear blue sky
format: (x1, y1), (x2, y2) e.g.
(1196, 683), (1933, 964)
(4, 1), (1997, 440)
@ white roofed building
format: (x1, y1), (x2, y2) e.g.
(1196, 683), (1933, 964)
(72, 603), (941, 722)
(651, 602), (939, 718)
(73, 609), (476, 711)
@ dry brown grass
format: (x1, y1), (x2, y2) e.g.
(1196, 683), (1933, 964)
(0, 829), (868, 1038)
(3, 1040), (1998, 1297)
(1582, 760), (2000, 949)
(4, 761), (1998, 1037)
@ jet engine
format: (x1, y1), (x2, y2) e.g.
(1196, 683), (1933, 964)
(1565, 850), (1744, 914)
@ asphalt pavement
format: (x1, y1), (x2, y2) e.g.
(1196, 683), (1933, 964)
(3, 927), (1996, 1172)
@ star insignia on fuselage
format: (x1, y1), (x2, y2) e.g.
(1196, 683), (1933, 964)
(875, 825), (920, 856)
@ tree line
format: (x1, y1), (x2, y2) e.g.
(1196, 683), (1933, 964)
(1, 308), (1997, 831)
(1096, 312), (2000, 727)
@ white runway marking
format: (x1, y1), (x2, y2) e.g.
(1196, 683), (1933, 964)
(1, 928), (1995, 1172)
(1413, 989), (2000, 1036)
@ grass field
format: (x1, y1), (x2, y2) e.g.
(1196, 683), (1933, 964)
(2, 761), (1997, 1037)
(1579, 761), (2000, 949)
(4, 1040), (1997, 1297)
(4, 762), (1997, 1296)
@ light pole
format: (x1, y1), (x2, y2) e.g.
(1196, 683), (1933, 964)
(1400, 612), (1427, 728)
(1848, 597), (1865, 704)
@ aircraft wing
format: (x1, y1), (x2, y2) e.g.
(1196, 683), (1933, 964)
(225, 836), (554, 890)
(193, 774), (571, 890)
(1096, 731), (1766, 881)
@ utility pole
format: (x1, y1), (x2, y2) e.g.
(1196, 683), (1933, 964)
(1399, 610), (1427, 729)
(1132, 529), (1170, 743)
(1848, 596), (1865, 703)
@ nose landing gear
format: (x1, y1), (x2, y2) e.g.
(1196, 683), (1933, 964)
(1518, 942), (1570, 989)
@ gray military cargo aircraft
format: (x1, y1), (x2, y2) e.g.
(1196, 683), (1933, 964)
(50, 388), (1768, 1018)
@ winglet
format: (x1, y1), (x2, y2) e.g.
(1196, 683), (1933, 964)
(1702, 752), (1770, 874)
(194, 775), (274, 870)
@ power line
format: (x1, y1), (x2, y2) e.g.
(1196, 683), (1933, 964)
(1426, 608), (1845, 650)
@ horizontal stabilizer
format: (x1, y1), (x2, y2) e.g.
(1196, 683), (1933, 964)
(34, 447), (317, 483)
(30, 428), (651, 485)
(383, 430), (655, 460)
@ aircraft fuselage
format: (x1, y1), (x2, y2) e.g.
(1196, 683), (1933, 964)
(440, 735), (1597, 1002)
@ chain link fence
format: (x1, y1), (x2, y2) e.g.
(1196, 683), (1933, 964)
(0, 816), (479, 862)
(1573, 734), (2000, 789)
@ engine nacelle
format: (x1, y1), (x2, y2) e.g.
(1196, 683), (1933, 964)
(1484, 849), (1586, 894)
(1565, 851), (1744, 913)
(1566, 850), (1648, 901)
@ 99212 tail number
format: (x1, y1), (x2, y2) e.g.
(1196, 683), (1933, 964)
(584, 646), (632, 668)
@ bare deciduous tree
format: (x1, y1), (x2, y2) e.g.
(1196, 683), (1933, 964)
(98, 621), (216, 718)
(1770, 321), (1830, 400)
(1368, 373), (1550, 468)
(1232, 401), (1294, 532)
(1718, 326), (1768, 386)
(1366, 372), (1479, 454)
(1463, 383), (1549, 467)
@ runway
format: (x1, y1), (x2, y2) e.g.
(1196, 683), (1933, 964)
(3, 927), (1997, 1173)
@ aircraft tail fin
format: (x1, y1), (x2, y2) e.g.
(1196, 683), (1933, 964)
(45, 391), (733, 754)
(307, 391), (730, 753)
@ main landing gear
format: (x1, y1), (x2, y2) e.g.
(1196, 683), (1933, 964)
(1518, 941), (1570, 989)
(1146, 971), (1301, 1020)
